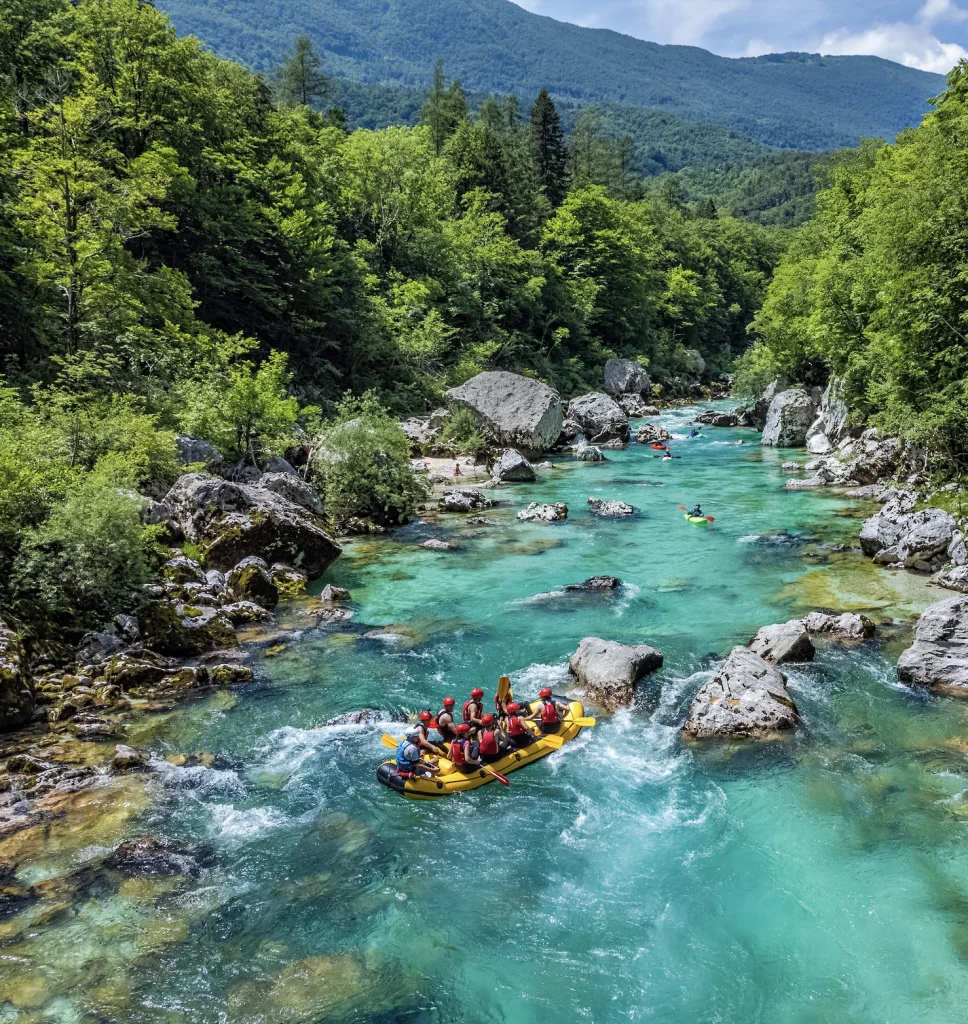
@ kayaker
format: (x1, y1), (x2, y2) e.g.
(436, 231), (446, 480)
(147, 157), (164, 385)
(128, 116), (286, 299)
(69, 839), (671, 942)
(462, 688), (485, 733)
(395, 727), (439, 779)
(689, 504), (703, 518)
(449, 723), (480, 774)
(503, 703), (534, 748)
(476, 714), (504, 763)
(417, 710), (446, 754)
(435, 697), (459, 743)
(529, 687), (570, 734)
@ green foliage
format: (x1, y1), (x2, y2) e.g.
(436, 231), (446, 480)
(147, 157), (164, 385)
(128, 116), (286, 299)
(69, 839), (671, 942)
(314, 393), (425, 527)
(749, 64), (968, 470)
(275, 34), (331, 107)
(438, 407), (486, 455)
(154, 0), (943, 151)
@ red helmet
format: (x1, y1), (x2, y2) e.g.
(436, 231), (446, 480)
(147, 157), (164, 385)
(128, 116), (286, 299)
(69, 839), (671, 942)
(456, 723), (471, 734)
(419, 710), (432, 723)
(443, 696), (455, 707)
(471, 688), (484, 700)
(481, 713), (495, 726)
(506, 703), (520, 713)
(539, 687), (553, 698)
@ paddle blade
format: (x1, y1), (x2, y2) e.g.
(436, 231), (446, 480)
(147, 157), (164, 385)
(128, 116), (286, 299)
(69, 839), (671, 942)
(496, 674), (511, 702)
(677, 505), (687, 510)
(381, 734), (401, 749)
(705, 516), (716, 522)
(483, 766), (510, 786)
(572, 717), (597, 727)
(541, 734), (565, 748)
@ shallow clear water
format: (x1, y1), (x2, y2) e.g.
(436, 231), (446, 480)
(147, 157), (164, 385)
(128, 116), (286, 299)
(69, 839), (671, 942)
(7, 406), (968, 1024)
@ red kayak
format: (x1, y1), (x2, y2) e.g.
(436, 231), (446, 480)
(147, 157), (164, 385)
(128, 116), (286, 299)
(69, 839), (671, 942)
(650, 444), (667, 450)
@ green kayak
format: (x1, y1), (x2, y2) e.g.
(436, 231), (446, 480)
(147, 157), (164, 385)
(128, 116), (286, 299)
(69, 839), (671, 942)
(684, 514), (708, 524)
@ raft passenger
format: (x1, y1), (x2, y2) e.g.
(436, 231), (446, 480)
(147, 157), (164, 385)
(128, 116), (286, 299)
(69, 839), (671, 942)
(463, 688), (485, 733)
(448, 723), (480, 774)
(417, 710), (445, 754)
(395, 727), (439, 778)
(476, 714), (504, 763)
(435, 697), (458, 743)
(529, 687), (570, 734)
(503, 703), (534, 748)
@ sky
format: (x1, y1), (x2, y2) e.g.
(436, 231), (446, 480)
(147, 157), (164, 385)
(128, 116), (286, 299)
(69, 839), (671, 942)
(512, 0), (968, 73)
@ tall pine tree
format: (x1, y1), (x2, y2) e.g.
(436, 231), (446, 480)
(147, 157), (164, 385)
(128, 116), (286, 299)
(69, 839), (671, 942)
(276, 35), (330, 107)
(529, 89), (567, 207)
(421, 60), (467, 155)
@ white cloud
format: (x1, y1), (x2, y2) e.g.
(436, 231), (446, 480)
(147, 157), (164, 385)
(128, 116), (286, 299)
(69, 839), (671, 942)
(820, 1), (968, 73)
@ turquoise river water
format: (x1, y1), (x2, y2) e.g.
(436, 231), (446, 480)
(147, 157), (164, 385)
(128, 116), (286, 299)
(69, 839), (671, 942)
(6, 404), (968, 1024)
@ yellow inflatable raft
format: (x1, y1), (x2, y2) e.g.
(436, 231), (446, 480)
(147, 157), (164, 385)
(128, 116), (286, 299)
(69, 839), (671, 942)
(377, 697), (585, 800)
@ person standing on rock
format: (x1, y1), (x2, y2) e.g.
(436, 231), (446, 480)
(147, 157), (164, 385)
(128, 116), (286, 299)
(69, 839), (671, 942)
(463, 688), (486, 735)
(435, 697), (459, 744)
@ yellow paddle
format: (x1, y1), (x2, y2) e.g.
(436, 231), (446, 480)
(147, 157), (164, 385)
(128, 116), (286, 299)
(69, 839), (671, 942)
(381, 734), (447, 755)
(570, 717), (596, 727)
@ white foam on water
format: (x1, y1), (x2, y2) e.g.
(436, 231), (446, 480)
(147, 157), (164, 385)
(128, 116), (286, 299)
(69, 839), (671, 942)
(205, 802), (291, 844)
(151, 758), (246, 799)
(738, 534), (760, 544)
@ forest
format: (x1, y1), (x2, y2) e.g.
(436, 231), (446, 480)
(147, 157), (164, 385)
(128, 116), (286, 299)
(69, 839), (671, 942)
(0, 0), (781, 643)
(742, 62), (968, 471)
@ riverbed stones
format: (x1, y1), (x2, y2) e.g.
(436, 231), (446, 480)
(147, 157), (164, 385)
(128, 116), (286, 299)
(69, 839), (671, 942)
(112, 745), (149, 771)
(683, 647), (800, 740)
(420, 538), (452, 551)
(226, 556), (279, 609)
(163, 473), (341, 578)
(492, 449), (536, 482)
(209, 663), (254, 686)
(445, 371), (563, 456)
(748, 620), (815, 664)
(517, 502), (568, 522)
(105, 837), (212, 877)
(587, 497), (634, 517)
(574, 444), (604, 461)
(897, 595), (968, 693)
(604, 358), (650, 396)
(760, 389), (818, 447)
(932, 565), (968, 594)
(138, 600), (237, 657)
(635, 423), (672, 444)
(567, 393), (630, 444)
(221, 601), (272, 625)
(568, 637), (663, 707)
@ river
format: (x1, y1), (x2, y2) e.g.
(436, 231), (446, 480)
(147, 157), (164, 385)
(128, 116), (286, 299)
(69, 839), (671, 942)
(4, 404), (968, 1024)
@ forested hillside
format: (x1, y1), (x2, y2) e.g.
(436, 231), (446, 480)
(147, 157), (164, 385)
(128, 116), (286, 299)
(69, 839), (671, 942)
(157, 0), (944, 150)
(742, 64), (968, 469)
(0, 0), (783, 640)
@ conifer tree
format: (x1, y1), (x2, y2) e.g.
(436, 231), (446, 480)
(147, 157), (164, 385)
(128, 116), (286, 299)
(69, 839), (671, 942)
(421, 60), (467, 154)
(277, 34), (330, 107)
(529, 89), (567, 207)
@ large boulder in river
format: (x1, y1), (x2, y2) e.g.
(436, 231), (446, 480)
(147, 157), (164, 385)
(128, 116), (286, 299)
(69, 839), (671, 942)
(568, 637), (663, 708)
(760, 389), (817, 447)
(604, 359), (650, 397)
(138, 600), (237, 656)
(162, 474), (340, 578)
(226, 556), (279, 609)
(635, 423), (671, 444)
(445, 371), (563, 457)
(802, 612), (876, 639)
(517, 502), (568, 522)
(492, 449), (536, 482)
(747, 620), (815, 664)
(932, 565), (968, 594)
(0, 619), (32, 732)
(805, 377), (852, 455)
(683, 647), (800, 740)
(897, 595), (968, 694)
(567, 393), (630, 444)
(617, 393), (651, 418)
(257, 472), (323, 516)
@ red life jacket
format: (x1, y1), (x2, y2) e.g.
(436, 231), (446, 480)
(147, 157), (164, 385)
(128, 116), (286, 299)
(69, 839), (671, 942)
(449, 738), (468, 765)
(436, 711), (456, 736)
(507, 714), (525, 736)
(540, 699), (560, 725)
(462, 700), (482, 723)
(479, 729), (499, 756)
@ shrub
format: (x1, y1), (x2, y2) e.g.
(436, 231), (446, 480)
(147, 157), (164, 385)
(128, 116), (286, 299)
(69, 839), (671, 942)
(314, 393), (426, 527)
(438, 406), (486, 455)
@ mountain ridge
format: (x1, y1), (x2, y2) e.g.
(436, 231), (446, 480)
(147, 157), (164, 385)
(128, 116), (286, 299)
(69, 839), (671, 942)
(157, 0), (946, 149)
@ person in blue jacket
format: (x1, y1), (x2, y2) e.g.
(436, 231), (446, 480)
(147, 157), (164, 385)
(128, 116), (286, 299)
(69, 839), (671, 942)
(395, 726), (440, 779)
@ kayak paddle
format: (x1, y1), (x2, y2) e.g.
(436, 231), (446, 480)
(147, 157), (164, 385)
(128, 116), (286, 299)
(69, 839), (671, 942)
(480, 765), (510, 786)
(381, 734), (402, 748)
(677, 506), (715, 522)
(570, 717), (597, 727)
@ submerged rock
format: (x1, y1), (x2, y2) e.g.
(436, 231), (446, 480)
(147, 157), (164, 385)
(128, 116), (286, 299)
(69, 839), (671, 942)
(325, 709), (395, 726)
(897, 595), (968, 693)
(420, 538), (452, 550)
(748, 620), (815, 664)
(517, 502), (568, 522)
(568, 637), (663, 707)
(563, 576), (623, 592)
(105, 837), (213, 877)
(445, 370), (564, 456)
(683, 647), (800, 740)
(587, 497), (635, 517)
